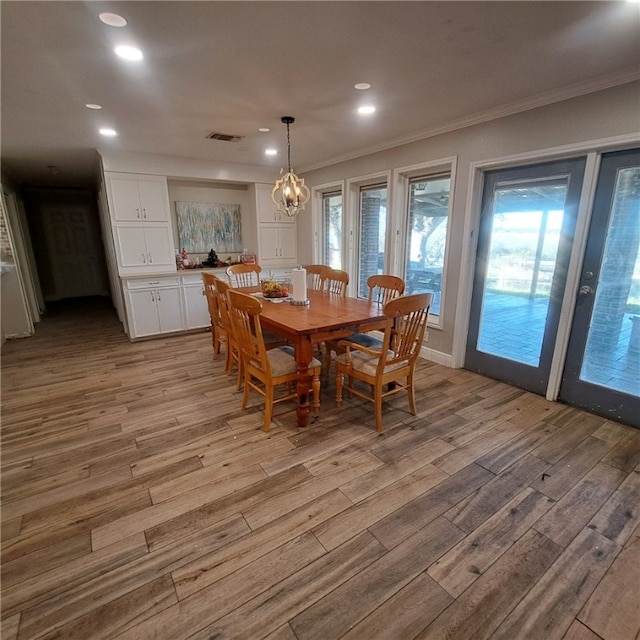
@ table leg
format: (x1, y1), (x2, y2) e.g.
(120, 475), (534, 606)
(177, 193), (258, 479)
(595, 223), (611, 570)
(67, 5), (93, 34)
(294, 337), (314, 427)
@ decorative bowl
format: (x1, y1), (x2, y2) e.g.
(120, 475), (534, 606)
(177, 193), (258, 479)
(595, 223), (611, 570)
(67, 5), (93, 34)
(261, 280), (289, 298)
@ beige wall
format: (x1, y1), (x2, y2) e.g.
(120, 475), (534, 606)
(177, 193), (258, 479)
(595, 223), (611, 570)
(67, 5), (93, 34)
(298, 82), (640, 358)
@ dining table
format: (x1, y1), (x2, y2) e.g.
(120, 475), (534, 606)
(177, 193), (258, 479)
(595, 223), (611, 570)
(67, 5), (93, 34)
(242, 288), (387, 427)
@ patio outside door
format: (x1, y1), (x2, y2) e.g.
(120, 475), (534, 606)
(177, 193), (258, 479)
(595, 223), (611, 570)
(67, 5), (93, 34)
(560, 149), (640, 427)
(465, 158), (586, 395)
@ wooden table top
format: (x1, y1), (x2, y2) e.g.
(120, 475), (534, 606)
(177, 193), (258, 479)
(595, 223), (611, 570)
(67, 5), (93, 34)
(244, 289), (386, 338)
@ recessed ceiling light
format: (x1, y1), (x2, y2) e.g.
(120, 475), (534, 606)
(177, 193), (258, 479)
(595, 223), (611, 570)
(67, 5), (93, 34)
(354, 83), (371, 91)
(114, 45), (143, 61)
(259, 128), (270, 133)
(265, 148), (278, 156)
(358, 105), (376, 115)
(85, 103), (103, 110)
(99, 128), (118, 137)
(99, 13), (127, 27)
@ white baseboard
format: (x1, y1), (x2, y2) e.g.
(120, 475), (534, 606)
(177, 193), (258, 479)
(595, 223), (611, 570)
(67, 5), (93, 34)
(419, 346), (452, 367)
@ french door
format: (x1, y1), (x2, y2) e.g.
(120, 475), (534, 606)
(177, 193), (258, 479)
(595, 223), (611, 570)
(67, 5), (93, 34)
(559, 149), (640, 427)
(465, 158), (586, 395)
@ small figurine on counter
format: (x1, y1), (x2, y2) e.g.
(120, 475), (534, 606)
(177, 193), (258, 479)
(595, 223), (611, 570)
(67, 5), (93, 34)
(181, 247), (190, 268)
(204, 249), (219, 267)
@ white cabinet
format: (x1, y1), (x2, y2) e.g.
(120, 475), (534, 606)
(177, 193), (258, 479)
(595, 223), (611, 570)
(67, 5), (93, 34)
(259, 226), (297, 264)
(181, 274), (210, 330)
(115, 225), (174, 270)
(256, 183), (295, 224)
(104, 172), (176, 275)
(107, 174), (170, 222)
(124, 277), (183, 339)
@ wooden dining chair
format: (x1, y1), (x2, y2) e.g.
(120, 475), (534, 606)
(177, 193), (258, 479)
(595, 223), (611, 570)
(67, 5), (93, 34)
(324, 274), (406, 375)
(226, 263), (262, 288)
(202, 272), (223, 356)
(304, 264), (331, 291)
(335, 292), (432, 431)
(324, 269), (349, 296)
(212, 277), (242, 387)
(227, 289), (322, 432)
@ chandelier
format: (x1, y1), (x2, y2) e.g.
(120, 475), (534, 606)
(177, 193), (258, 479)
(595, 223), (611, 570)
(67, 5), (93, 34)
(271, 116), (310, 217)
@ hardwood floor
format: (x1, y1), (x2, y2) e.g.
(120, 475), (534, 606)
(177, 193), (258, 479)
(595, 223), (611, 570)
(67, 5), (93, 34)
(1, 298), (639, 640)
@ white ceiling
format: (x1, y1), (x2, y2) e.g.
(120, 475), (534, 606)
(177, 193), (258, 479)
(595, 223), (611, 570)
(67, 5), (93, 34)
(1, 1), (639, 188)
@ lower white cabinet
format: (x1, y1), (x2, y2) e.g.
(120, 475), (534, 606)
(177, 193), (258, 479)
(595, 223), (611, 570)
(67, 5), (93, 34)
(124, 278), (183, 338)
(181, 274), (210, 330)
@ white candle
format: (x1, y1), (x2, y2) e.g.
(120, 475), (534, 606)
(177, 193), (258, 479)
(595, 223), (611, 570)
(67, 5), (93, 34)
(291, 266), (307, 302)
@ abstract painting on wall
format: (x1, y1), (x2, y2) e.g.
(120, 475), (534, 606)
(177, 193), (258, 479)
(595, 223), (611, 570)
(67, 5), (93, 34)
(175, 201), (242, 253)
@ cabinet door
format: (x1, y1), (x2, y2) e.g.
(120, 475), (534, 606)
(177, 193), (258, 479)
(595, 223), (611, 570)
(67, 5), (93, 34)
(256, 184), (279, 223)
(259, 227), (281, 260)
(128, 290), (160, 337)
(137, 180), (170, 221)
(155, 287), (184, 333)
(109, 176), (143, 221)
(256, 183), (296, 224)
(183, 284), (209, 329)
(116, 226), (149, 268)
(278, 226), (297, 261)
(144, 226), (174, 267)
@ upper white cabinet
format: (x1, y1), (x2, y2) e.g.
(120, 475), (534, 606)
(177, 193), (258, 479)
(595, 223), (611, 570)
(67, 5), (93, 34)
(249, 183), (298, 267)
(107, 174), (170, 222)
(104, 172), (176, 275)
(255, 183), (295, 224)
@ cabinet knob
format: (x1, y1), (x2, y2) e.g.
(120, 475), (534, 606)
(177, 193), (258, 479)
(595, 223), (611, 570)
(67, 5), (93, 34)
(148, 253), (153, 263)
(141, 253), (146, 263)
(136, 208), (141, 219)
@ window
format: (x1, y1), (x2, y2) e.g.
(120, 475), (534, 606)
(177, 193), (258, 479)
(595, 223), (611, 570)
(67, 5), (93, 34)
(357, 184), (387, 298)
(322, 191), (343, 268)
(404, 175), (450, 315)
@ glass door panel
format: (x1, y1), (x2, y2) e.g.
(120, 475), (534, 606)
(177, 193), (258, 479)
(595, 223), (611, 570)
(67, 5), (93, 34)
(560, 149), (640, 427)
(477, 185), (567, 367)
(465, 158), (586, 395)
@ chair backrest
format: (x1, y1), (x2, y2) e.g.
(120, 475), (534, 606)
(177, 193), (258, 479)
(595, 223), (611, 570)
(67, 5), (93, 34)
(226, 263), (262, 288)
(378, 293), (432, 372)
(367, 274), (405, 304)
(324, 269), (349, 296)
(304, 264), (331, 291)
(227, 289), (269, 373)
(202, 272), (221, 326)
(213, 277), (233, 333)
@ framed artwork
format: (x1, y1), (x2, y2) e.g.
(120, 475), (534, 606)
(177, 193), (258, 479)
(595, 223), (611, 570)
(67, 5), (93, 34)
(175, 201), (242, 253)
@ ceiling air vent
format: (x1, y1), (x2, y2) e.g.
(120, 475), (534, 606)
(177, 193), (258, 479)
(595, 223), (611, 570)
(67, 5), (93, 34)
(205, 132), (244, 142)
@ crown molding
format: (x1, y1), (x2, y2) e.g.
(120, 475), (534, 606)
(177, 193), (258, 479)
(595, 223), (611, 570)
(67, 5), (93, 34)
(301, 69), (640, 174)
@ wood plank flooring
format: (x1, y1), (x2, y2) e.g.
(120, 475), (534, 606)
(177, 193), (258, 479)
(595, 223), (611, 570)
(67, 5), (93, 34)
(1, 297), (639, 640)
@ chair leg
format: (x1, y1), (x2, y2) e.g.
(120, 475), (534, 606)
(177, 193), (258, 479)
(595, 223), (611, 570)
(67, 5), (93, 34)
(235, 354), (243, 390)
(336, 371), (344, 407)
(374, 381), (384, 431)
(323, 345), (332, 381)
(224, 339), (232, 373)
(312, 370), (321, 414)
(263, 379), (274, 432)
(407, 370), (417, 415)
(241, 372), (251, 409)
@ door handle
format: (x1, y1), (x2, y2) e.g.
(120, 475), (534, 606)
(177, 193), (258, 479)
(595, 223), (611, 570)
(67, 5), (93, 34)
(579, 285), (594, 296)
